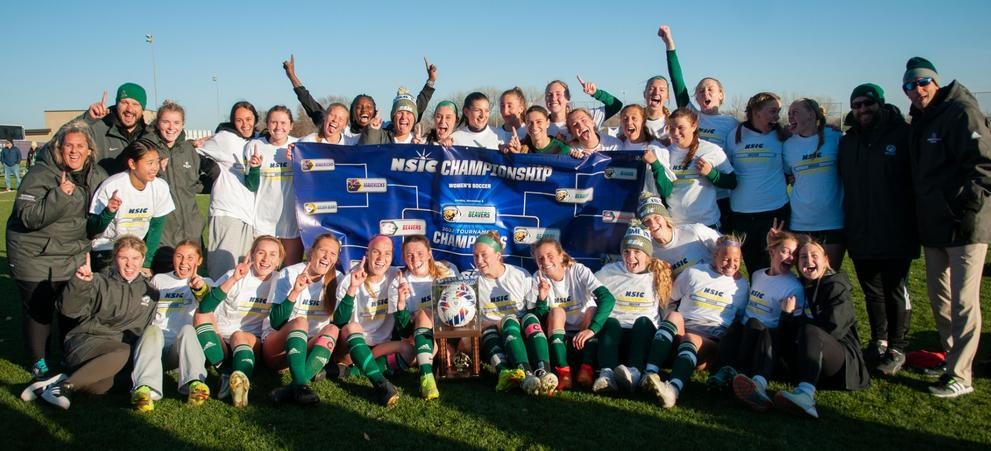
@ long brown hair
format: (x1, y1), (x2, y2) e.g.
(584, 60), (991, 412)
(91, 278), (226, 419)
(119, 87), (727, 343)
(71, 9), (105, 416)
(402, 235), (451, 280)
(793, 98), (827, 150)
(647, 257), (672, 308)
(310, 234), (341, 314)
(669, 107), (701, 167)
(501, 87), (527, 124)
(531, 237), (575, 268)
(619, 104), (648, 144)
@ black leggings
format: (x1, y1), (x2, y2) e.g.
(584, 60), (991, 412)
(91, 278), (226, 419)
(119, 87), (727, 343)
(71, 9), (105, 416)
(718, 318), (777, 378)
(853, 258), (913, 351)
(16, 279), (74, 363)
(796, 323), (846, 388)
(66, 341), (130, 395)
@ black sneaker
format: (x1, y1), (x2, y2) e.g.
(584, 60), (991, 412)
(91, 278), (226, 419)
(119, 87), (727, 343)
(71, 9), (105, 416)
(376, 380), (400, 407)
(270, 385), (293, 405)
(877, 349), (906, 376)
(41, 381), (72, 410)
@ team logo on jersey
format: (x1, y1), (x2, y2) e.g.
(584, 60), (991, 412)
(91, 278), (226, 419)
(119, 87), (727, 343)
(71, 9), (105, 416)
(926, 133), (941, 144)
(554, 188), (594, 204)
(604, 167), (637, 180)
(602, 210), (636, 224)
(441, 205), (496, 224)
(379, 219), (426, 237)
(346, 178), (388, 193)
(884, 144), (897, 156)
(303, 201), (338, 215)
(301, 159), (336, 172)
(512, 227), (560, 244)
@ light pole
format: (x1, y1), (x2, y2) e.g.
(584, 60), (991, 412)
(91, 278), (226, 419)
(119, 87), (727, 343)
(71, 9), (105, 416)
(212, 75), (220, 122)
(145, 33), (159, 108)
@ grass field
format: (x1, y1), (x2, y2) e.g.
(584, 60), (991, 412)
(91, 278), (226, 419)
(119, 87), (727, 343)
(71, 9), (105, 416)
(0, 193), (989, 450)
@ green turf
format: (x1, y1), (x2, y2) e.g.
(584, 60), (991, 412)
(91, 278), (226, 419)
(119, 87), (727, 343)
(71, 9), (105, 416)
(0, 193), (988, 450)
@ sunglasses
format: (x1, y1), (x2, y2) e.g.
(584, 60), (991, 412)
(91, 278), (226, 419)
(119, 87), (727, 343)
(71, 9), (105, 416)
(903, 77), (934, 91)
(851, 99), (877, 110)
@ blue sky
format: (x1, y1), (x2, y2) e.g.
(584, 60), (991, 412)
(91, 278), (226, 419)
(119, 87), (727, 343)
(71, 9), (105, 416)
(2, 0), (989, 131)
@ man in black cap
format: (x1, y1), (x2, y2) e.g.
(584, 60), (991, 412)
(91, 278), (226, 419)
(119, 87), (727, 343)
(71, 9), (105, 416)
(903, 56), (991, 397)
(838, 83), (918, 376)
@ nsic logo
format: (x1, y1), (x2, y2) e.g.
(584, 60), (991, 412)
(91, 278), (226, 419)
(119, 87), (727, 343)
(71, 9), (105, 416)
(554, 188), (594, 204)
(301, 159), (336, 172)
(346, 178), (388, 193)
(379, 219), (427, 237)
(513, 227), (560, 244)
(441, 205), (497, 224)
(604, 167), (637, 180)
(602, 210), (636, 224)
(303, 201), (338, 215)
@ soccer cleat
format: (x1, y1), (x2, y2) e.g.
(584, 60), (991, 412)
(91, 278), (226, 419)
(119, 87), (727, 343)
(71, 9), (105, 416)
(706, 366), (738, 390)
(877, 349), (906, 376)
(420, 373), (440, 401)
(929, 374), (974, 398)
(732, 374), (772, 412)
(774, 388), (819, 419)
(576, 364), (594, 390)
(496, 368), (526, 392)
(592, 369), (617, 393)
(187, 381), (210, 406)
(229, 370), (250, 408)
(376, 380), (400, 407)
(641, 371), (663, 396)
(217, 372), (231, 399)
(132, 385), (155, 412)
(21, 373), (66, 402)
(293, 384), (320, 405)
(521, 373), (543, 396)
(539, 371), (559, 397)
(656, 381), (679, 409)
(555, 366), (572, 391)
(41, 382), (72, 410)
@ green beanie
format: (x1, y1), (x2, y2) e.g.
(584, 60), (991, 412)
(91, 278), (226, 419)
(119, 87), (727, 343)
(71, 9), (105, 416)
(903, 57), (939, 85)
(391, 87), (418, 123)
(850, 83), (885, 106)
(116, 82), (147, 109)
(636, 191), (670, 221)
(622, 220), (653, 255)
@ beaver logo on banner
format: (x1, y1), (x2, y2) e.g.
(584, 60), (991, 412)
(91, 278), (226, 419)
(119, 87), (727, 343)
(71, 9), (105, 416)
(293, 143), (646, 272)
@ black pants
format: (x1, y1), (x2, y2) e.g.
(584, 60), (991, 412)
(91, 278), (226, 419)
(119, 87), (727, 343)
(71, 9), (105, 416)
(718, 318), (778, 378)
(796, 323), (846, 388)
(717, 197), (733, 234)
(852, 258), (912, 351)
(15, 279), (75, 364)
(731, 204), (790, 277)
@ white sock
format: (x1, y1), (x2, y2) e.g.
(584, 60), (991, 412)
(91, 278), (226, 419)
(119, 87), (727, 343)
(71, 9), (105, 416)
(753, 375), (768, 391)
(645, 364), (660, 374)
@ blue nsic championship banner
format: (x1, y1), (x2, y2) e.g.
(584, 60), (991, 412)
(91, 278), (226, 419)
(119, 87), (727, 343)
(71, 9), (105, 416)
(292, 143), (646, 272)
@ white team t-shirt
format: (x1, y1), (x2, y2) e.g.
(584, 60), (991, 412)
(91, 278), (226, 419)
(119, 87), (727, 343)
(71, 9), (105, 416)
(645, 115), (668, 142)
(743, 269), (806, 329)
(493, 125), (528, 145)
(263, 263), (344, 339)
(337, 267), (399, 346)
(572, 133), (623, 154)
(246, 136), (299, 238)
(452, 126), (501, 150)
(473, 264), (531, 323)
(196, 130), (256, 224)
(783, 129), (844, 232)
(388, 262), (459, 314)
(213, 270), (275, 339)
(300, 132), (358, 146)
(150, 272), (215, 346)
(595, 262), (662, 329)
(671, 263), (748, 338)
(665, 140), (734, 226)
(89, 172), (175, 251)
(726, 125), (788, 213)
(651, 224), (721, 279)
(697, 111), (740, 201)
(547, 106), (609, 142)
(526, 263), (604, 331)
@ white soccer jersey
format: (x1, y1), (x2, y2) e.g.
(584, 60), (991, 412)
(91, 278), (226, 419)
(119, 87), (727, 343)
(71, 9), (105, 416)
(783, 129), (844, 232)
(337, 267), (399, 346)
(262, 263), (344, 339)
(725, 125), (788, 213)
(595, 262), (662, 329)
(452, 126), (501, 150)
(743, 269), (806, 329)
(246, 136), (299, 238)
(697, 112), (740, 201)
(645, 115), (668, 142)
(651, 224), (721, 279)
(196, 130), (256, 224)
(213, 270), (275, 339)
(150, 272), (215, 346)
(89, 172), (175, 251)
(572, 133), (623, 153)
(672, 263), (748, 338)
(388, 261), (458, 314)
(473, 264), (531, 322)
(665, 140), (734, 226)
(300, 132), (358, 146)
(526, 263), (604, 331)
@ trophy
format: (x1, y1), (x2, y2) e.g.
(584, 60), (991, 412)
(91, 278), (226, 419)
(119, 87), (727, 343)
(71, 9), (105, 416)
(432, 274), (482, 379)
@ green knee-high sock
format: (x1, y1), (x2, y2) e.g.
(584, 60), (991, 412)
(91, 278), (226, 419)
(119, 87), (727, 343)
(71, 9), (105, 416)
(305, 334), (335, 381)
(481, 327), (509, 372)
(413, 327), (434, 376)
(232, 344), (255, 378)
(550, 329), (568, 368)
(285, 330), (309, 386)
(669, 341), (699, 393)
(348, 333), (384, 384)
(501, 317), (530, 371)
(196, 324), (225, 368)
(522, 314), (551, 370)
(598, 318), (622, 369)
(627, 317), (657, 370)
(646, 320), (678, 374)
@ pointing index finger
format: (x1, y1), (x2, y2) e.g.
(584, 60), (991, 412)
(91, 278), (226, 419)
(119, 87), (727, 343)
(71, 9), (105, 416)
(576, 75), (586, 86)
(424, 56), (430, 69)
(100, 90), (107, 106)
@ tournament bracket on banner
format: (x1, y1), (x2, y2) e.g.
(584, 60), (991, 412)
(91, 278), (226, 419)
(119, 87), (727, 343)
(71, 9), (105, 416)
(292, 143), (646, 272)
